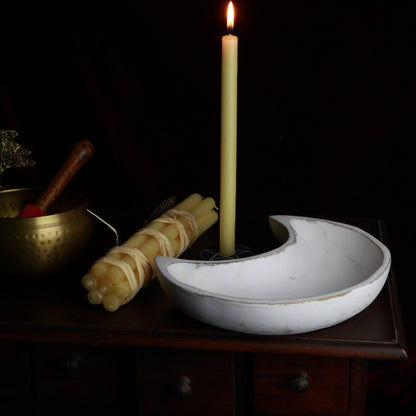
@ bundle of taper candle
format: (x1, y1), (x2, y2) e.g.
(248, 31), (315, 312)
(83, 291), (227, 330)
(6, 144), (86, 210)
(81, 193), (218, 311)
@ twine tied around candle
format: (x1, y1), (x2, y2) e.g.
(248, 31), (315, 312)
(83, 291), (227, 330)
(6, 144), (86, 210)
(96, 208), (199, 302)
(163, 208), (199, 247)
(101, 247), (151, 302)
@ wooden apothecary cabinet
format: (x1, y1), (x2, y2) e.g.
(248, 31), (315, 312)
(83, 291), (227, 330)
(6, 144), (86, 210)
(0, 218), (406, 415)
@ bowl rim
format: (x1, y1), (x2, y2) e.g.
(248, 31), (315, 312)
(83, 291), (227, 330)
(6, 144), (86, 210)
(155, 215), (391, 305)
(0, 187), (90, 223)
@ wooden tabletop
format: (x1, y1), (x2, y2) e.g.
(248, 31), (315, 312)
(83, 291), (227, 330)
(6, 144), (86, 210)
(0, 214), (407, 361)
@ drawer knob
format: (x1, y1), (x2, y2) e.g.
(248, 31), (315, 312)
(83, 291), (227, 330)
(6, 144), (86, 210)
(174, 376), (192, 398)
(64, 353), (81, 375)
(290, 372), (309, 393)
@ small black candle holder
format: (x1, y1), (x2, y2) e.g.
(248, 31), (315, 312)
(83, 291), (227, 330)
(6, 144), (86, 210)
(199, 243), (253, 261)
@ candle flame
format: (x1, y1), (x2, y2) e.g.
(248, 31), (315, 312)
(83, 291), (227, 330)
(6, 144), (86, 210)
(227, 1), (234, 33)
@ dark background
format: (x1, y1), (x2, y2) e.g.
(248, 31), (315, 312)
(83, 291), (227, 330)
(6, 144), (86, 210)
(1, 0), (415, 409)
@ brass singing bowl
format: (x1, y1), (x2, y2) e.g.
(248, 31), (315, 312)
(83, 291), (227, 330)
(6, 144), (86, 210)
(0, 188), (94, 278)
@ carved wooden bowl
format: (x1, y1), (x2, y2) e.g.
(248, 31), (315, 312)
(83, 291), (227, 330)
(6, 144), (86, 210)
(156, 216), (391, 335)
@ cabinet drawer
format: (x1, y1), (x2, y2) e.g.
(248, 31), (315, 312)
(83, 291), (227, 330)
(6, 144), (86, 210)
(136, 349), (234, 416)
(33, 344), (134, 415)
(254, 355), (349, 416)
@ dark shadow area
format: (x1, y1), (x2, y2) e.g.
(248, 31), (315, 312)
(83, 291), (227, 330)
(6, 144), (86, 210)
(1, 1), (415, 413)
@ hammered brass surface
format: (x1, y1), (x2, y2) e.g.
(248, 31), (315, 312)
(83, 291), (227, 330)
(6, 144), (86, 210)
(0, 188), (94, 278)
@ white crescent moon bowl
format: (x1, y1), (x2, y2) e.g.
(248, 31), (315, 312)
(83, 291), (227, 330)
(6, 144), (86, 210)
(155, 215), (391, 335)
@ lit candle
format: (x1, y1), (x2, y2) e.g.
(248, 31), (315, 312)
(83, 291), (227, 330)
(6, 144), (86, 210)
(220, 1), (238, 257)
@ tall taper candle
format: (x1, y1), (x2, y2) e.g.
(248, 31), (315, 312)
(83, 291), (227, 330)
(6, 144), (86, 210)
(220, 1), (238, 256)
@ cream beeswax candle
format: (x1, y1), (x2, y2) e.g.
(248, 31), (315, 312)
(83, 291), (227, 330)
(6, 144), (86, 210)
(220, 1), (238, 257)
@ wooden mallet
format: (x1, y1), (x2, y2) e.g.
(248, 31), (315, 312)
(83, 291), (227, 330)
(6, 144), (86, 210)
(18, 140), (94, 218)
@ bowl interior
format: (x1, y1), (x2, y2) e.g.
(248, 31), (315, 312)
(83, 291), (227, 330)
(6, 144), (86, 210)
(0, 188), (87, 218)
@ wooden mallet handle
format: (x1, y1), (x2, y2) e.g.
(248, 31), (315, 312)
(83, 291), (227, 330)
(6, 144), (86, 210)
(18, 140), (94, 218)
(35, 140), (94, 213)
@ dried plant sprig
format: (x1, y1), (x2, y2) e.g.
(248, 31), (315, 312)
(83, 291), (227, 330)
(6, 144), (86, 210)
(0, 130), (36, 187)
